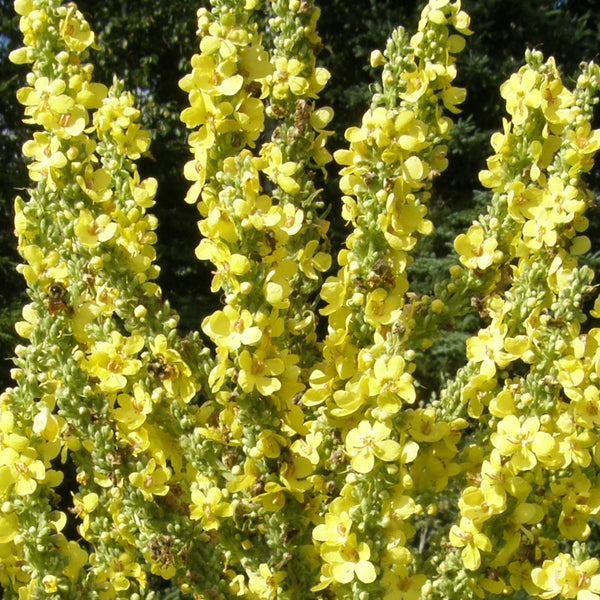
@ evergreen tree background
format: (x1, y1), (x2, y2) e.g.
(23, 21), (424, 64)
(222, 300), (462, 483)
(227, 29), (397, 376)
(1, 0), (599, 388)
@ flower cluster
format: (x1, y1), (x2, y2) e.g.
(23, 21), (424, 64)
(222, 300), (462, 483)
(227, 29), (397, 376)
(4, 0), (209, 597)
(304, 1), (472, 597)
(5, 0), (600, 599)
(430, 52), (600, 600)
(177, 0), (335, 597)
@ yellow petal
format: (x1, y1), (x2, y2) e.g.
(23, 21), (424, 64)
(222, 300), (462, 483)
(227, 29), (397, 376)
(356, 560), (376, 584)
(402, 155), (425, 181)
(531, 432), (556, 456)
(462, 544), (481, 571)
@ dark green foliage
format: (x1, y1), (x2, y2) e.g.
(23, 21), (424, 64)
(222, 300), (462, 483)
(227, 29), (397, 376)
(0, 0), (29, 391)
(318, 0), (419, 139)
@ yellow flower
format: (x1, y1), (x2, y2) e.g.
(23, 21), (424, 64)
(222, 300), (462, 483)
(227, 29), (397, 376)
(572, 387), (600, 429)
(345, 420), (402, 473)
(60, 5), (95, 52)
(195, 239), (251, 293)
(61, 540), (89, 582)
(22, 132), (67, 187)
(278, 204), (304, 238)
(248, 563), (286, 600)
(400, 69), (430, 104)
(381, 567), (427, 600)
(82, 332), (144, 393)
(466, 321), (513, 379)
(507, 182), (546, 222)
(565, 121), (600, 177)
(449, 517), (492, 570)
(554, 414), (594, 468)
(264, 258), (298, 309)
(540, 63), (575, 125)
(369, 354), (416, 412)
(500, 67), (542, 126)
(458, 486), (498, 524)
(522, 211), (558, 250)
(42, 574), (59, 593)
(131, 174), (157, 208)
(296, 239), (332, 281)
(332, 380), (367, 417)
(0, 512), (19, 545)
(255, 429), (288, 459)
(113, 385), (152, 431)
(74, 209), (118, 247)
(102, 549), (142, 592)
(202, 306), (262, 350)
(73, 79), (109, 110)
(454, 223), (498, 271)
(258, 143), (300, 194)
(32, 404), (62, 443)
(238, 349), (285, 395)
(364, 288), (403, 327)
(321, 533), (377, 585)
(148, 334), (196, 402)
(532, 554), (600, 600)
(290, 430), (323, 465)
(128, 458), (171, 500)
(76, 166), (113, 203)
(113, 121), (151, 160)
(0, 446), (45, 496)
(552, 471), (600, 540)
(480, 449), (530, 510)
(17, 76), (87, 136)
(491, 415), (556, 471)
(190, 486), (234, 530)
(181, 92), (235, 146)
(271, 57), (310, 99)
(313, 510), (353, 548)
(72, 492), (99, 539)
(235, 96), (266, 144)
(384, 492), (421, 524)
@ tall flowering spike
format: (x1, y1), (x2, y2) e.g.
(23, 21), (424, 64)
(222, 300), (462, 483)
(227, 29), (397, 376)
(429, 55), (600, 600)
(259, 0), (333, 365)
(179, 0), (334, 596)
(316, 0), (470, 401)
(305, 1), (471, 598)
(179, 2), (272, 205)
(6, 0), (209, 597)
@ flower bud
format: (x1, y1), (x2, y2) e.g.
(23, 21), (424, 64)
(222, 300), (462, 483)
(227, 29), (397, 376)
(370, 50), (385, 68)
(134, 305), (147, 318)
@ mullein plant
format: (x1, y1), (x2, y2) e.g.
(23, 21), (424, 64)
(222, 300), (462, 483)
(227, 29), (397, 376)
(305, 2), (472, 598)
(4, 2), (600, 600)
(4, 0), (208, 597)
(427, 53), (600, 600)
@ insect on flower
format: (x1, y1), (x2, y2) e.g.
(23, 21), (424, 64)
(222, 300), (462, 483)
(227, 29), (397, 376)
(147, 356), (175, 381)
(47, 282), (73, 316)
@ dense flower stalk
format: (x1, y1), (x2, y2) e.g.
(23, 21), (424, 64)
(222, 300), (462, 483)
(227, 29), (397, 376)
(5, 0), (207, 597)
(305, 2), (472, 598)
(178, 0), (333, 596)
(429, 53), (600, 600)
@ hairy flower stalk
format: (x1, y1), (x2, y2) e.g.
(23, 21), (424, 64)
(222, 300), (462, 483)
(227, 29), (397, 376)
(5, 0), (207, 597)
(179, 0), (333, 597)
(306, 2), (472, 598)
(429, 54), (600, 600)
